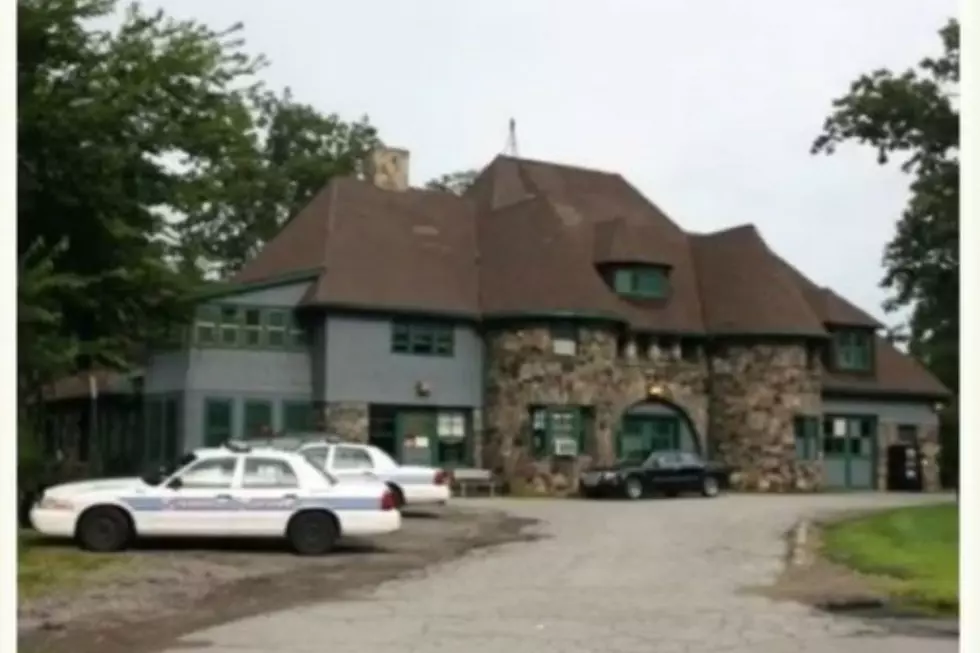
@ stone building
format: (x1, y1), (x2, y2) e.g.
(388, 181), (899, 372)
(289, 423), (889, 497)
(133, 148), (948, 491)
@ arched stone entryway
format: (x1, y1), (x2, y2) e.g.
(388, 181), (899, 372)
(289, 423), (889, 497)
(617, 396), (704, 461)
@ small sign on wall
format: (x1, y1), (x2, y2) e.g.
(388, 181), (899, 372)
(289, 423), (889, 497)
(405, 435), (430, 449)
(833, 418), (848, 438)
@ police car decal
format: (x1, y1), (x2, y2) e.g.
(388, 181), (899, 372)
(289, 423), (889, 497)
(120, 495), (381, 512)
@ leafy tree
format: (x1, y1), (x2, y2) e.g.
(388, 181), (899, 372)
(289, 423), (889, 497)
(425, 169), (479, 195)
(812, 19), (959, 395)
(18, 240), (85, 405)
(812, 18), (959, 486)
(177, 88), (380, 277)
(19, 0), (267, 372)
(18, 0), (381, 378)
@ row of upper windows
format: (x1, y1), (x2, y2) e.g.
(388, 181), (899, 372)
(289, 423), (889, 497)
(182, 305), (874, 373)
(180, 305), (306, 350)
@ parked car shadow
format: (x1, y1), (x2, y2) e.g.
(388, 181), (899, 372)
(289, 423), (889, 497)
(401, 509), (442, 519)
(24, 534), (389, 556)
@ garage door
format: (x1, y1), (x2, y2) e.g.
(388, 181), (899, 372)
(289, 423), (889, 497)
(822, 415), (877, 489)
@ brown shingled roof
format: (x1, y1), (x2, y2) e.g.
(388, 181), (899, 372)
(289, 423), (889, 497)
(228, 153), (946, 397)
(593, 217), (683, 266)
(690, 225), (826, 336)
(302, 179), (479, 314)
(771, 255), (882, 328)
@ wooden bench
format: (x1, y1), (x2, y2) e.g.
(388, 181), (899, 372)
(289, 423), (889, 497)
(451, 468), (500, 498)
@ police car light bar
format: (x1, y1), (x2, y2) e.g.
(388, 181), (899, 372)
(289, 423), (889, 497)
(223, 440), (252, 453)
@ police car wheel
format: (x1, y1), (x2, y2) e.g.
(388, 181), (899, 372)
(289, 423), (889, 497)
(387, 483), (405, 510)
(76, 506), (131, 553)
(288, 511), (338, 556)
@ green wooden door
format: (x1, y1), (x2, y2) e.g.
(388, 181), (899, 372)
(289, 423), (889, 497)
(203, 398), (234, 447)
(822, 416), (876, 489)
(648, 417), (679, 451)
(397, 411), (437, 466)
(619, 415), (681, 460)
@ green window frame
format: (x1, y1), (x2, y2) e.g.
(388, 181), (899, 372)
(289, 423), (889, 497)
(391, 321), (454, 356)
(194, 306), (219, 346)
(613, 269), (634, 294)
(793, 415), (820, 460)
(219, 306), (240, 346)
(833, 330), (873, 371)
(190, 305), (305, 350)
(822, 415), (875, 456)
(287, 315), (306, 348)
(243, 399), (274, 439)
(610, 266), (669, 299)
(282, 400), (314, 433)
(266, 310), (287, 347)
(242, 308), (263, 347)
(529, 406), (587, 458)
(635, 268), (665, 296)
(203, 398), (234, 447)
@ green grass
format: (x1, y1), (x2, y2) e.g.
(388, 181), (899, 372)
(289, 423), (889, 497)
(822, 503), (958, 616)
(18, 530), (130, 601)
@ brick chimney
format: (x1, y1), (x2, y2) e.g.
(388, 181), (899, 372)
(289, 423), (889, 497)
(364, 146), (410, 191)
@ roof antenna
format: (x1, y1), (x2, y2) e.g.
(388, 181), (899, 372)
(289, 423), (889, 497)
(505, 117), (519, 157)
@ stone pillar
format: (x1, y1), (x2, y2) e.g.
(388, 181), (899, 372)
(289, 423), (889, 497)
(875, 421), (897, 491)
(321, 402), (368, 442)
(470, 408), (484, 468)
(920, 424), (942, 492)
(708, 342), (821, 492)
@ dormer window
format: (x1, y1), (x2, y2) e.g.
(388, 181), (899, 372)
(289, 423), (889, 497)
(610, 266), (669, 300)
(832, 329), (873, 372)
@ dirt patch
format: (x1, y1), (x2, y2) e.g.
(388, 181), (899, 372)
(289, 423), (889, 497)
(751, 518), (958, 640)
(18, 507), (539, 653)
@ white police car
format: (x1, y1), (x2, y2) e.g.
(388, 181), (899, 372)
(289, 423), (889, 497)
(29, 442), (401, 555)
(296, 440), (452, 510)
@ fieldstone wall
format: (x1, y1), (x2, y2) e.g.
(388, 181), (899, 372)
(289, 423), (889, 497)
(319, 402), (368, 442)
(708, 343), (823, 492)
(920, 425), (941, 492)
(482, 326), (708, 492)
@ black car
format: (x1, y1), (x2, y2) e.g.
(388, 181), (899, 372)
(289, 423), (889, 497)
(578, 450), (731, 500)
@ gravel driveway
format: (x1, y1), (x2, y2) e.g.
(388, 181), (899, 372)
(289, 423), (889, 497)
(18, 508), (535, 653)
(162, 493), (956, 653)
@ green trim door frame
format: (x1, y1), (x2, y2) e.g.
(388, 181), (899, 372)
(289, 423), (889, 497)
(374, 405), (474, 468)
(618, 415), (680, 460)
(617, 397), (702, 461)
(821, 414), (878, 490)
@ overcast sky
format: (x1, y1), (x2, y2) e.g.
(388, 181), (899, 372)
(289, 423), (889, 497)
(142, 0), (956, 325)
